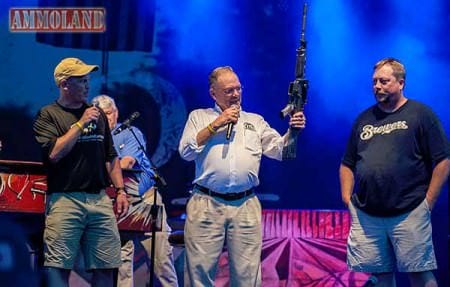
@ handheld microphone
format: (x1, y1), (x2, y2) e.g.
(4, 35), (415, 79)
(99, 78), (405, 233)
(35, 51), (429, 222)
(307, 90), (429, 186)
(113, 112), (140, 135)
(226, 123), (233, 140)
(226, 104), (239, 140)
(85, 102), (99, 132)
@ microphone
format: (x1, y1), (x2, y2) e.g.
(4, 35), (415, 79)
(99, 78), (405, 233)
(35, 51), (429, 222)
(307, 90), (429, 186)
(226, 104), (239, 140)
(85, 102), (99, 132)
(226, 123), (233, 140)
(113, 112), (140, 135)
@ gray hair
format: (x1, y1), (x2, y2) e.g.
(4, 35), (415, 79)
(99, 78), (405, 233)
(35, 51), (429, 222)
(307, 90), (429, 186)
(92, 94), (117, 110)
(208, 66), (235, 87)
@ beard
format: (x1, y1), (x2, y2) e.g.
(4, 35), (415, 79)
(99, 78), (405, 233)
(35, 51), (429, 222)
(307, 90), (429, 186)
(375, 93), (390, 103)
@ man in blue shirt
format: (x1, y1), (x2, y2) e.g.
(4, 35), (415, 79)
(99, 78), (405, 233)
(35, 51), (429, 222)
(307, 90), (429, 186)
(93, 95), (178, 287)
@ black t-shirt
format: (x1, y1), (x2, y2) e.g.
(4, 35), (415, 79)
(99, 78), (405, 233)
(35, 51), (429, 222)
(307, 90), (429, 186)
(33, 102), (117, 193)
(342, 100), (449, 216)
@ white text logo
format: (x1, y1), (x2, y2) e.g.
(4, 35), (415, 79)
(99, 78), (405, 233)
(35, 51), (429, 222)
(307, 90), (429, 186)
(360, 121), (408, 140)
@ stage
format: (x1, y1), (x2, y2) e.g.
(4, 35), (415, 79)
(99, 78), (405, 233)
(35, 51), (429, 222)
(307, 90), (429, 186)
(68, 209), (369, 287)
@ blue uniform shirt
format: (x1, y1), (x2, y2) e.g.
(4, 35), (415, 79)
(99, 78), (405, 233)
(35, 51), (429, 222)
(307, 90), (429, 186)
(112, 124), (155, 195)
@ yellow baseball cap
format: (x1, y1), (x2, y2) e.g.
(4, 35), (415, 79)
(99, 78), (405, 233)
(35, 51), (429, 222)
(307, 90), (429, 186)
(54, 57), (99, 87)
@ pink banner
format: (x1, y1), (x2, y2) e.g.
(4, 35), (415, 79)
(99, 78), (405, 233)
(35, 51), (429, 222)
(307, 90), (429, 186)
(215, 209), (370, 287)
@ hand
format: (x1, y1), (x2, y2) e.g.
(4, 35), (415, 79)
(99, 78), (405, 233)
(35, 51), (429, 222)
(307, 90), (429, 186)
(214, 105), (240, 128)
(342, 198), (350, 208)
(79, 106), (100, 126)
(116, 192), (129, 217)
(120, 156), (136, 169)
(289, 111), (306, 129)
(425, 195), (434, 211)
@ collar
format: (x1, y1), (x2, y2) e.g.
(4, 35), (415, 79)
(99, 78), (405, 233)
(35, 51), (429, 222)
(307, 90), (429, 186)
(213, 103), (242, 113)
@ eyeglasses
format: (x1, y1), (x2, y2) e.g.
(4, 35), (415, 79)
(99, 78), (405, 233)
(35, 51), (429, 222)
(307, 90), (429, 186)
(223, 86), (243, 95)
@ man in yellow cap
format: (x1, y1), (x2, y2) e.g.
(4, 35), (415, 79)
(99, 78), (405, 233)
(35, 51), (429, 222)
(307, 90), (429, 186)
(33, 57), (129, 287)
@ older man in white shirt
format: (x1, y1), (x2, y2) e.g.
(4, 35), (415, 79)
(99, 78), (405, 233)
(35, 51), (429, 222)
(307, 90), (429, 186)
(178, 66), (306, 287)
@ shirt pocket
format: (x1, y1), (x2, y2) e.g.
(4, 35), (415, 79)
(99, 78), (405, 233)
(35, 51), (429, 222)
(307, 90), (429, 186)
(244, 129), (262, 154)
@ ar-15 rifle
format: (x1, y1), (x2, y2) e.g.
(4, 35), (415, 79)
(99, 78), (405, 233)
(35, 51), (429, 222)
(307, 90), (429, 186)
(280, 3), (308, 160)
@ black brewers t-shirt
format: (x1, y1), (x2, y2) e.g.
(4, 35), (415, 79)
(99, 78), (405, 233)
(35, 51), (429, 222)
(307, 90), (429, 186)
(33, 102), (117, 193)
(342, 100), (449, 216)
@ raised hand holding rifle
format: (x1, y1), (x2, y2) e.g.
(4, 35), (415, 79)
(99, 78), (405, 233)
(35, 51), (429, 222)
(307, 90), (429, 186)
(280, 2), (309, 160)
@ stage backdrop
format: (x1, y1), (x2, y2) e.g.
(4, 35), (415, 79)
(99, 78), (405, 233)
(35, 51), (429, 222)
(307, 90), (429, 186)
(0, 0), (448, 286)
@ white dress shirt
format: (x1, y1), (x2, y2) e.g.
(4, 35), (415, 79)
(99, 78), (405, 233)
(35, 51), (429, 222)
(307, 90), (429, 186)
(179, 104), (286, 193)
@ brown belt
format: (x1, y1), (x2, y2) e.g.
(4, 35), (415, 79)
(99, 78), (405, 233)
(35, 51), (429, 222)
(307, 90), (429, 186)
(194, 184), (254, 201)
